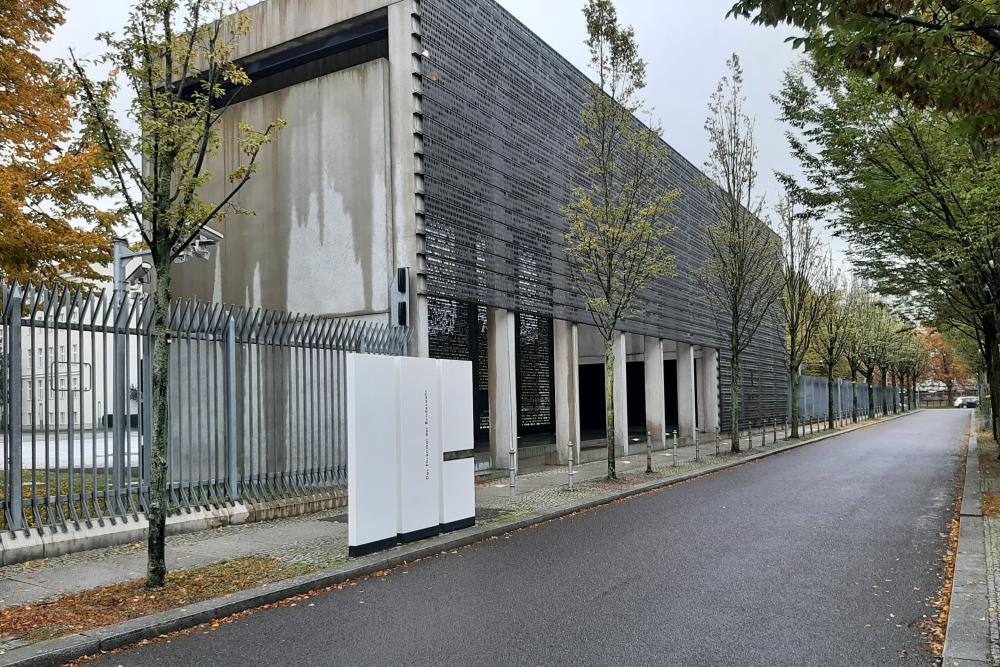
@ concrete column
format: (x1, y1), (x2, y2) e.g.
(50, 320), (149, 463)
(610, 331), (629, 455)
(701, 347), (720, 434)
(644, 337), (665, 447)
(487, 308), (517, 471)
(676, 342), (697, 443)
(388, 1), (427, 357)
(553, 320), (580, 465)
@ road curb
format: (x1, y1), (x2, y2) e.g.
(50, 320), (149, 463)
(0, 410), (920, 667)
(943, 413), (992, 666)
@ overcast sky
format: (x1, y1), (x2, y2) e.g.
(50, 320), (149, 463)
(43, 0), (846, 264)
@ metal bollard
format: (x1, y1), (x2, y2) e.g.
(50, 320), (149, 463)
(695, 430), (700, 462)
(715, 427), (720, 456)
(761, 420), (766, 447)
(672, 429), (678, 467)
(567, 441), (576, 490)
(748, 421), (754, 450)
(509, 447), (516, 501)
(772, 417), (777, 444)
(646, 431), (653, 473)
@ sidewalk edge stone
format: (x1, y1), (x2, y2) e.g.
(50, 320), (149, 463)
(943, 413), (992, 666)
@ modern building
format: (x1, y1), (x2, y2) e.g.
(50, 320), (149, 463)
(174, 0), (788, 469)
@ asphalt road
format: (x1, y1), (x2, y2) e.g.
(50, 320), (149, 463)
(110, 409), (968, 666)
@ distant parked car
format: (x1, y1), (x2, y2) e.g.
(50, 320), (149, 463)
(954, 396), (979, 408)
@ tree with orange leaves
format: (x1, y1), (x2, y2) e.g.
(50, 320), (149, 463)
(0, 0), (112, 282)
(927, 329), (972, 405)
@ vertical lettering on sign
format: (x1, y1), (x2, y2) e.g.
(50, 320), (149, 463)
(425, 389), (431, 480)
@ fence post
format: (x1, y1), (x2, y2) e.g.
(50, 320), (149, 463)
(141, 332), (153, 493)
(113, 290), (127, 496)
(7, 285), (23, 531)
(223, 315), (239, 501)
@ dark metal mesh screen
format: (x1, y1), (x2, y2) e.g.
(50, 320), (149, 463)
(427, 297), (489, 440)
(515, 313), (553, 434)
(418, 0), (788, 434)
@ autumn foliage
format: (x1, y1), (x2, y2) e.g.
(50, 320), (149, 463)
(926, 329), (972, 402)
(0, 0), (112, 282)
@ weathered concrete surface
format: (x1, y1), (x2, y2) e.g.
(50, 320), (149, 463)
(231, 0), (401, 61)
(173, 58), (393, 317)
(553, 319), (580, 465)
(643, 336), (665, 444)
(487, 307), (517, 471)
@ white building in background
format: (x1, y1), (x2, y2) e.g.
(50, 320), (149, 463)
(17, 265), (142, 432)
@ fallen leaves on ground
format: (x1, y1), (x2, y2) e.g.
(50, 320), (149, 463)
(917, 421), (972, 656)
(983, 492), (1000, 518)
(0, 557), (313, 644)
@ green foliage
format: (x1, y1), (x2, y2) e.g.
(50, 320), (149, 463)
(774, 60), (1000, 359)
(564, 1), (679, 341)
(71, 0), (285, 265)
(563, 0), (679, 479)
(729, 0), (1000, 138)
(70, 0), (284, 588)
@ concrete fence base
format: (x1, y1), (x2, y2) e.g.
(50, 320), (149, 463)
(0, 489), (347, 567)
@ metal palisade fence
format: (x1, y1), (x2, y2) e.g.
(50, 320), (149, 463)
(796, 375), (903, 423)
(0, 282), (409, 534)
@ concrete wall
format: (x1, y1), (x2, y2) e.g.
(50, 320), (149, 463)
(232, 0), (400, 60)
(173, 59), (394, 317)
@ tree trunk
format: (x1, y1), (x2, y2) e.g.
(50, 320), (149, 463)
(789, 367), (800, 439)
(604, 336), (616, 480)
(730, 354), (741, 453)
(880, 368), (889, 416)
(826, 365), (835, 430)
(850, 363), (859, 423)
(147, 256), (172, 589)
(946, 382), (954, 406)
(984, 323), (999, 444)
(988, 356), (1000, 445)
(866, 368), (875, 417)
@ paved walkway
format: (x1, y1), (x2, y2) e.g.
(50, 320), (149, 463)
(973, 418), (1000, 665)
(0, 424), (801, 615)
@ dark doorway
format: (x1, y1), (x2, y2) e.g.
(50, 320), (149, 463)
(664, 359), (678, 431)
(626, 361), (645, 430)
(579, 363), (606, 434)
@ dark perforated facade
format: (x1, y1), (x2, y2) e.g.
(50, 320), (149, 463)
(417, 0), (787, 431)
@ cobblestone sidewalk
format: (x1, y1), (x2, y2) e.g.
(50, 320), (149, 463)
(976, 424), (1000, 665)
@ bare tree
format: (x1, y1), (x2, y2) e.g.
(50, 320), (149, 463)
(563, 0), (679, 480)
(843, 283), (874, 421)
(700, 54), (782, 452)
(777, 197), (832, 437)
(813, 274), (852, 428)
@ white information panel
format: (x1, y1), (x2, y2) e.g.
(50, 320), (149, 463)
(440, 361), (476, 531)
(346, 354), (399, 555)
(397, 357), (442, 541)
(347, 354), (475, 556)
